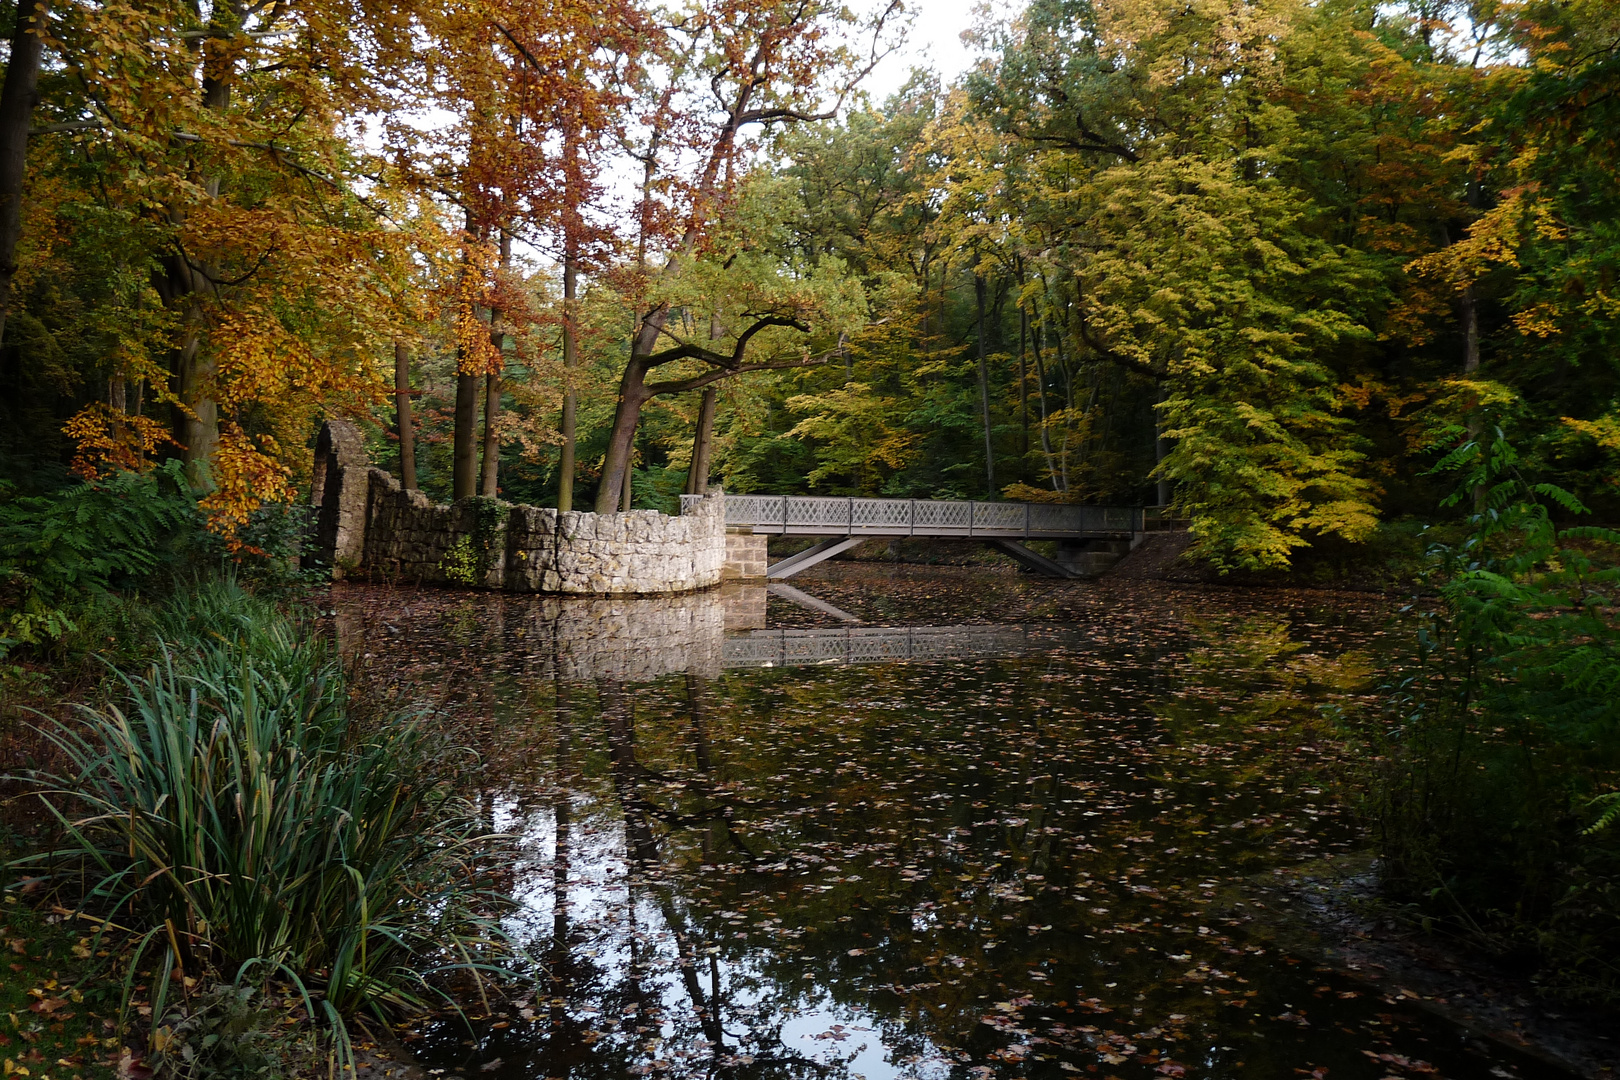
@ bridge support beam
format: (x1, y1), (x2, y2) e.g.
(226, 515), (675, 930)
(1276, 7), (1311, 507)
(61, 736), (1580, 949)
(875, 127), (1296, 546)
(985, 539), (1079, 579)
(767, 537), (864, 579)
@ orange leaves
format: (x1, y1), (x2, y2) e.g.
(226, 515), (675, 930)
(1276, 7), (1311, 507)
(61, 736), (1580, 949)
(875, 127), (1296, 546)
(211, 308), (373, 410)
(453, 237), (506, 378)
(62, 404), (179, 481)
(197, 424), (296, 550)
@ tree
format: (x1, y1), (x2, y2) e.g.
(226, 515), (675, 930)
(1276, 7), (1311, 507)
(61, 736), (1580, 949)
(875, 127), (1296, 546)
(33, 0), (429, 537)
(0, 0), (50, 347)
(591, 0), (903, 513)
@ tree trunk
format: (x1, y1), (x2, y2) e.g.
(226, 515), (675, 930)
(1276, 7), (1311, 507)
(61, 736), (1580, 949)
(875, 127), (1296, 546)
(0, 0), (49, 348)
(974, 273), (995, 495)
(172, 311), (218, 477)
(161, 32), (233, 484)
(480, 234), (511, 497)
(1461, 283), (1480, 375)
(1017, 305), (1028, 458)
(557, 252), (578, 511)
(480, 369), (501, 496)
(1050, 319), (1073, 493)
(1155, 379), (1172, 507)
(453, 371), (480, 500)
(394, 341), (416, 490)
(1034, 318), (1058, 490)
(596, 371), (644, 513)
(595, 315), (660, 511)
(686, 386), (718, 495)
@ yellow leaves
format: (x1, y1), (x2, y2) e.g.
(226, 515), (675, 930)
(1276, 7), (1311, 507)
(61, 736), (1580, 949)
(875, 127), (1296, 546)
(1563, 412), (1620, 453)
(1094, 0), (1299, 94)
(62, 404), (179, 481)
(196, 424), (295, 550)
(1512, 302), (1565, 339)
(1335, 377), (1426, 420)
(453, 236), (506, 377)
(1561, 408), (1620, 493)
(1408, 191), (1525, 289)
(1000, 483), (1077, 505)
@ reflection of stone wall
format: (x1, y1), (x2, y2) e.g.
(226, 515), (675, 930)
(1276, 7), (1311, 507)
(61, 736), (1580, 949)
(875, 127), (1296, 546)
(331, 585), (759, 683)
(721, 581), (766, 631)
(307, 420), (724, 595)
(513, 593), (726, 681)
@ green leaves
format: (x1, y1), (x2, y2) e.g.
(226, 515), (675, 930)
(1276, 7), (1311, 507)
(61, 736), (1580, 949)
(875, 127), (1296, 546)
(10, 580), (517, 1039)
(1082, 158), (1381, 570)
(1371, 420), (1620, 999)
(0, 463), (199, 653)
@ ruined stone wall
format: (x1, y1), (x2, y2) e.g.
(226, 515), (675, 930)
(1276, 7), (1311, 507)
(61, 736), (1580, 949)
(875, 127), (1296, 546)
(358, 469), (725, 594)
(308, 420), (725, 595)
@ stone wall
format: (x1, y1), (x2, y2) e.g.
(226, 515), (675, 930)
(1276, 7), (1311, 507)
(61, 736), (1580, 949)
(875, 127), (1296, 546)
(723, 529), (767, 581)
(309, 420), (369, 574)
(307, 420), (725, 595)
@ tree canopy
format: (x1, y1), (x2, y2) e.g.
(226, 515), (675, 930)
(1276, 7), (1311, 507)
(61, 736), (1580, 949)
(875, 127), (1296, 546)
(2, 0), (1615, 568)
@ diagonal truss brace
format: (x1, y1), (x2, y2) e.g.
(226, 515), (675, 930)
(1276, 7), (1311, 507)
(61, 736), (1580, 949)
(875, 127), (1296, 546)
(766, 537), (865, 579)
(986, 539), (1079, 579)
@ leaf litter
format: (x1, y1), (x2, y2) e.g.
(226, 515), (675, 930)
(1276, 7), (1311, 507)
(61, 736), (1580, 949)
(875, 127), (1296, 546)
(328, 573), (1584, 1080)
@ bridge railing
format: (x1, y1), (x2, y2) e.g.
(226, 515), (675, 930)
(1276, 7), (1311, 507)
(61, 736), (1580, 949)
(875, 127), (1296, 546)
(682, 494), (1142, 537)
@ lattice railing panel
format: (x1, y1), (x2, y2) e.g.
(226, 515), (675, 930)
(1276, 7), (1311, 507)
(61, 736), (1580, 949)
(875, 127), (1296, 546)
(913, 500), (971, 533)
(785, 496), (851, 530)
(972, 502), (1026, 534)
(688, 492), (1140, 537)
(722, 495), (783, 527)
(850, 499), (913, 532)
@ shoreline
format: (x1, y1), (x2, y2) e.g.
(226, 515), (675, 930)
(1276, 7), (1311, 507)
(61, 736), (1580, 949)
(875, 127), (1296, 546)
(1221, 854), (1619, 1079)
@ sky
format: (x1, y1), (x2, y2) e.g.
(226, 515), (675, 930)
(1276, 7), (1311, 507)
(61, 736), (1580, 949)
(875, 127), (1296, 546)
(864, 0), (987, 101)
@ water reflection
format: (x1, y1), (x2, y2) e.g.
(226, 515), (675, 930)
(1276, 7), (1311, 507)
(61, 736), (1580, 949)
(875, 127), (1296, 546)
(330, 578), (1574, 1080)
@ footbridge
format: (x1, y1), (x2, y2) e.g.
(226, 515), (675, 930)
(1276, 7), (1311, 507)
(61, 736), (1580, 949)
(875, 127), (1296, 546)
(682, 494), (1148, 579)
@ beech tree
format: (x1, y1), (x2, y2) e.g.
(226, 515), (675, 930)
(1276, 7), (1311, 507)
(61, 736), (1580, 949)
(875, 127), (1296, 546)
(23, 0), (429, 536)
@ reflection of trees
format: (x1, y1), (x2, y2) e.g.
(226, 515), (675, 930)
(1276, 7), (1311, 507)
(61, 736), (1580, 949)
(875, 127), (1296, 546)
(550, 674), (574, 1020)
(599, 661), (1166, 1062)
(370, 589), (1415, 1077)
(595, 674), (833, 1072)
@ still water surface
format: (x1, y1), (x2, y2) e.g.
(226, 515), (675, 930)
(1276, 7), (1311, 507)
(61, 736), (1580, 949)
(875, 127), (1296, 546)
(333, 570), (1574, 1080)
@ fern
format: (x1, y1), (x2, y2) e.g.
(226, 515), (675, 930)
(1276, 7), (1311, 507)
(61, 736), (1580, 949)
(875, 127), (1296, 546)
(0, 462), (200, 651)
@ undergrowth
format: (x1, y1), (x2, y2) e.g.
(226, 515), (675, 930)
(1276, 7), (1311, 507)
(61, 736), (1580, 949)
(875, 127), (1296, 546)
(1367, 422), (1620, 1004)
(3, 579), (520, 1075)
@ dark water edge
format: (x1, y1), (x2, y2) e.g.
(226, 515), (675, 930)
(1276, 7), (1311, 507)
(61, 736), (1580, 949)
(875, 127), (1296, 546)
(328, 571), (1599, 1080)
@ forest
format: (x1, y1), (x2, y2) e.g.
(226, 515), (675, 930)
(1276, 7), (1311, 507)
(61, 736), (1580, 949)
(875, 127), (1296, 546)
(1, 0), (1618, 1078)
(0, 0), (1614, 568)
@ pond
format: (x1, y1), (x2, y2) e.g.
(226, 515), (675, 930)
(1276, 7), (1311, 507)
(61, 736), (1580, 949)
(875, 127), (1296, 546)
(330, 567), (1575, 1080)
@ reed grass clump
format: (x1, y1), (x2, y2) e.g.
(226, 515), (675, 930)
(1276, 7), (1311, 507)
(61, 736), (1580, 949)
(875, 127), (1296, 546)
(8, 579), (514, 1054)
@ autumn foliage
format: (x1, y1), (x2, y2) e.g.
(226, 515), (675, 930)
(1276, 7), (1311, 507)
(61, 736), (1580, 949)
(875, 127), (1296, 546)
(0, 0), (1614, 568)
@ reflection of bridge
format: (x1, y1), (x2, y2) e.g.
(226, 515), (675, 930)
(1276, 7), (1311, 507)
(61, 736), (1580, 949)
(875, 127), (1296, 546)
(682, 494), (1145, 579)
(722, 624), (1076, 669)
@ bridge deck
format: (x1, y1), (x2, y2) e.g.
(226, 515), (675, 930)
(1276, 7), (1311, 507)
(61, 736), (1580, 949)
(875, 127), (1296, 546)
(682, 494), (1142, 539)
